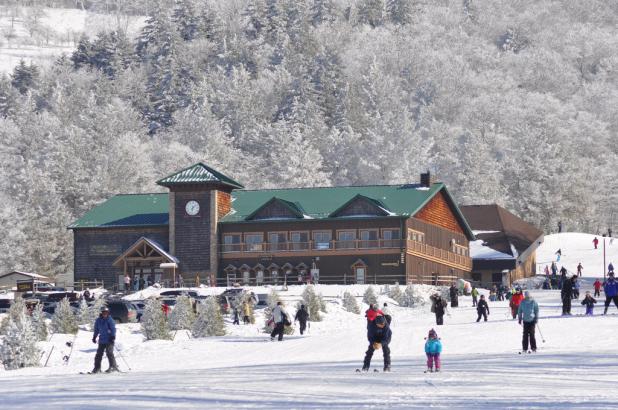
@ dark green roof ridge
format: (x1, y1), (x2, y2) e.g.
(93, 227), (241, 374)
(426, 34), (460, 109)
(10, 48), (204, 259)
(156, 162), (244, 189)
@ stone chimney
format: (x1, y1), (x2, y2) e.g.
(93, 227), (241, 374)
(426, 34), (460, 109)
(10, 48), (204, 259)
(420, 171), (434, 188)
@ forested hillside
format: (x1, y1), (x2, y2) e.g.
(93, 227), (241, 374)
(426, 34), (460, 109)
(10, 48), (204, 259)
(0, 0), (616, 277)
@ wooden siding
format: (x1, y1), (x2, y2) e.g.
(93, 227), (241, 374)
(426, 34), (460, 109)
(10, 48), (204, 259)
(217, 191), (232, 219)
(415, 191), (464, 235)
(405, 254), (469, 284)
(73, 227), (169, 287)
(407, 218), (468, 250)
(334, 197), (385, 217)
(250, 200), (299, 220)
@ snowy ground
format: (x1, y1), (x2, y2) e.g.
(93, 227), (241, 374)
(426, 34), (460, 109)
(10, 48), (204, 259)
(1, 233), (617, 409)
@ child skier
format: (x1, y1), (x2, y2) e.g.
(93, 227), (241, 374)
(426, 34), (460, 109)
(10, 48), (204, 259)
(581, 291), (597, 315)
(476, 294), (490, 322)
(424, 329), (442, 373)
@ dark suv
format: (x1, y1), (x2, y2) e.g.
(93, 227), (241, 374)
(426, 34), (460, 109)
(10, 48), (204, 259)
(106, 300), (138, 323)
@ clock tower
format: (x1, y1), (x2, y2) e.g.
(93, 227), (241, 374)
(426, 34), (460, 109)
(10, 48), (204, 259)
(156, 163), (243, 281)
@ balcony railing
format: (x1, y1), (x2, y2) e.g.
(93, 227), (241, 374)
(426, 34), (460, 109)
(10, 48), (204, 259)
(406, 240), (472, 269)
(221, 239), (403, 254)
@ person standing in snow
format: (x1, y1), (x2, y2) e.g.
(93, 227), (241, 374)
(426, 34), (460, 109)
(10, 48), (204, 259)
(294, 304), (310, 335)
(242, 301), (251, 324)
(593, 237), (599, 249)
(561, 276), (575, 315)
(594, 279), (602, 297)
(133, 276), (139, 292)
(509, 288), (524, 319)
(471, 286), (479, 307)
(581, 291), (597, 315)
(360, 315), (391, 372)
(517, 291), (539, 353)
(609, 228), (613, 238)
(577, 263), (583, 277)
(476, 294), (490, 322)
(270, 302), (289, 341)
(551, 262), (558, 276)
(92, 307), (118, 373)
(424, 329), (442, 373)
(430, 293), (447, 325)
(609, 263), (615, 274)
(558, 221), (563, 233)
(124, 274), (131, 292)
(449, 284), (459, 308)
(573, 276), (580, 299)
(602, 272), (618, 315)
(382, 303), (393, 325)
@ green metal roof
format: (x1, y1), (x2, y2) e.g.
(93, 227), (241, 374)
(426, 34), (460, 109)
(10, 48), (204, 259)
(68, 193), (169, 229)
(68, 183), (475, 239)
(156, 163), (244, 189)
(245, 197), (306, 220)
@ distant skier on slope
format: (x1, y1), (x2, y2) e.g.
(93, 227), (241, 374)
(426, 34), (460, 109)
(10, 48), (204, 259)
(593, 237), (599, 249)
(92, 307), (118, 373)
(424, 329), (442, 373)
(602, 272), (618, 315)
(471, 286), (479, 307)
(476, 295), (490, 322)
(270, 302), (289, 341)
(360, 314), (391, 372)
(518, 291), (539, 353)
(509, 288), (524, 319)
(561, 276), (575, 315)
(594, 279), (602, 297)
(577, 263), (583, 277)
(294, 304), (309, 335)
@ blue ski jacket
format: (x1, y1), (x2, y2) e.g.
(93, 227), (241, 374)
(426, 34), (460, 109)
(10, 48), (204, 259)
(94, 315), (116, 344)
(517, 298), (539, 323)
(604, 278), (618, 297)
(425, 338), (442, 354)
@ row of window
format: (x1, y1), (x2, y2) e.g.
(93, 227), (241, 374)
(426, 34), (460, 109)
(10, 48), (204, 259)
(407, 228), (469, 257)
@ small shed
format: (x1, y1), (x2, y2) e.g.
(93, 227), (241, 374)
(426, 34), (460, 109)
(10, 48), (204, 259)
(0, 271), (53, 290)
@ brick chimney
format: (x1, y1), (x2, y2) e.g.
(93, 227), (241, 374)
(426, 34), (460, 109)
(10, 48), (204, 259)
(420, 171), (434, 188)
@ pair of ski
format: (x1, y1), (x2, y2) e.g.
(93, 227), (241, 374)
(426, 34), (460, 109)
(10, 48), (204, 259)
(355, 368), (390, 373)
(79, 369), (125, 375)
(518, 350), (537, 354)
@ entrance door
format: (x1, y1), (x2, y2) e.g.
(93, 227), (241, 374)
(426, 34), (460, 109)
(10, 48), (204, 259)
(355, 267), (366, 284)
(118, 275), (124, 291)
(227, 272), (236, 287)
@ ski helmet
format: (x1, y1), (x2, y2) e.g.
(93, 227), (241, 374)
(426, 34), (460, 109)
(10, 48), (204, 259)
(100, 306), (110, 313)
(375, 315), (386, 328)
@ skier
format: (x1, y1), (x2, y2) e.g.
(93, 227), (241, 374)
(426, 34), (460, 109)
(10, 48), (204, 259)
(581, 291), (597, 315)
(382, 302), (393, 325)
(561, 276), (574, 315)
(573, 276), (580, 299)
(471, 286), (479, 307)
(360, 314), (391, 372)
(558, 220), (563, 233)
(509, 288), (524, 319)
(424, 329), (442, 373)
(232, 308), (240, 325)
(517, 291), (539, 353)
(603, 272), (618, 315)
(476, 294), (490, 322)
(593, 237), (599, 249)
(242, 301), (251, 324)
(609, 262), (615, 274)
(577, 263), (583, 277)
(449, 284), (459, 308)
(594, 279), (602, 297)
(270, 301), (288, 341)
(294, 304), (309, 335)
(551, 262), (558, 276)
(430, 293), (447, 325)
(364, 304), (383, 328)
(91, 307), (118, 373)
(555, 248), (562, 262)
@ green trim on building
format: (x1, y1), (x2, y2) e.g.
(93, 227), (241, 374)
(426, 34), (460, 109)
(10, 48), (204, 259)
(156, 163), (244, 189)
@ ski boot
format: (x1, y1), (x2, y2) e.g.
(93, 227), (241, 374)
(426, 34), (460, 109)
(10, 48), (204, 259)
(105, 366), (120, 373)
(383, 366), (391, 372)
(424, 367), (433, 373)
(90, 367), (101, 374)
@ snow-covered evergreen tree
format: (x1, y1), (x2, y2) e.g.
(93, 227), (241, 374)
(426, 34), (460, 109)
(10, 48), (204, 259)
(192, 297), (225, 337)
(363, 286), (378, 306)
(399, 285), (426, 307)
(386, 0), (413, 25)
(141, 298), (171, 340)
(51, 298), (78, 334)
(0, 296), (26, 335)
(262, 289), (294, 334)
(168, 295), (196, 331)
(300, 285), (324, 322)
(342, 291), (360, 314)
(31, 302), (48, 341)
(10, 59), (39, 94)
(78, 297), (105, 328)
(389, 285), (403, 304)
(0, 308), (40, 370)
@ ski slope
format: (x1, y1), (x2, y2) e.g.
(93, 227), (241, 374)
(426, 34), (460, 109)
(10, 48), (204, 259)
(538, 233), (617, 277)
(1, 233), (617, 409)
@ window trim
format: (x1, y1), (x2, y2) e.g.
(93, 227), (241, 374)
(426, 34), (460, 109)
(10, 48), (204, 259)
(244, 232), (264, 252)
(312, 230), (332, 250)
(336, 229), (356, 249)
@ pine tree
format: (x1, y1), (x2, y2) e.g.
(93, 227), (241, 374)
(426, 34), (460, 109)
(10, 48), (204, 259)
(78, 297), (105, 328)
(10, 60), (39, 94)
(173, 0), (201, 41)
(262, 289), (294, 334)
(141, 298), (171, 340)
(386, 0), (413, 25)
(342, 291), (360, 314)
(0, 296), (26, 335)
(192, 297), (226, 337)
(0, 308), (40, 370)
(399, 285), (426, 307)
(168, 295), (196, 331)
(31, 302), (48, 341)
(389, 285), (403, 304)
(357, 0), (385, 28)
(51, 298), (78, 334)
(310, 0), (338, 26)
(363, 286), (378, 306)
(0, 74), (18, 117)
(300, 285), (324, 322)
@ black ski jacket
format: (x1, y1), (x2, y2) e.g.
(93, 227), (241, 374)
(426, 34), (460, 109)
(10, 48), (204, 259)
(477, 299), (489, 314)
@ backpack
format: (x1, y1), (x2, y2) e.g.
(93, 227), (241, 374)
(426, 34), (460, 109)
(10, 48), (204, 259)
(282, 311), (291, 326)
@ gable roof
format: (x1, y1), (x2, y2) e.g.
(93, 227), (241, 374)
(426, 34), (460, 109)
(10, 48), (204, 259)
(156, 163), (244, 189)
(112, 237), (178, 267)
(328, 194), (391, 218)
(69, 193), (168, 229)
(460, 204), (543, 259)
(0, 271), (51, 281)
(245, 197), (307, 220)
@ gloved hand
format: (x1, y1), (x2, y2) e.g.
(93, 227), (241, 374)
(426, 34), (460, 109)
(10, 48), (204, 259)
(110, 336), (115, 343)
(372, 342), (382, 350)
(92, 337), (97, 344)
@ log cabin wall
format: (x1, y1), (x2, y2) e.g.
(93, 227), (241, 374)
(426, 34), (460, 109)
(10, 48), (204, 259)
(415, 191), (464, 235)
(406, 217), (469, 250)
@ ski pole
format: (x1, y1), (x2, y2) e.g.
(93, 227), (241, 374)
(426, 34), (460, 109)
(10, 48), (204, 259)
(536, 322), (546, 343)
(114, 345), (132, 371)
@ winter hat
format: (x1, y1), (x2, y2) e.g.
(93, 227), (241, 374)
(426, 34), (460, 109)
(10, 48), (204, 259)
(428, 328), (437, 339)
(375, 315), (386, 328)
(524, 291), (531, 298)
(100, 306), (109, 313)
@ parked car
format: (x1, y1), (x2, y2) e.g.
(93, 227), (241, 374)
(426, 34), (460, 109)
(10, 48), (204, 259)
(0, 298), (11, 313)
(132, 301), (146, 322)
(106, 300), (138, 323)
(160, 298), (177, 310)
(160, 290), (198, 298)
(45, 292), (79, 303)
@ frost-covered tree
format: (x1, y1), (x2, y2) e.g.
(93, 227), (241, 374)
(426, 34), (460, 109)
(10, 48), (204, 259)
(78, 297), (105, 327)
(389, 285), (403, 304)
(262, 289), (294, 334)
(0, 308), (40, 370)
(10, 60), (39, 94)
(399, 285), (426, 307)
(342, 291), (360, 314)
(300, 285), (325, 322)
(51, 298), (78, 334)
(357, 0), (385, 28)
(168, 295), (196, 331)
(31, 302), (48, 341)
(192, 297), (225, 337)
(386, 0), (413, 25)
(141, 298), (171, 340)
(0, 296), (26, 335)
(363, 286), (378, 306)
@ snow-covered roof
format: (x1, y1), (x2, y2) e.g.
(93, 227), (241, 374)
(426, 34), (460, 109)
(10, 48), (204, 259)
(469, 240), (513, 260)
(0, 271), (52, 281)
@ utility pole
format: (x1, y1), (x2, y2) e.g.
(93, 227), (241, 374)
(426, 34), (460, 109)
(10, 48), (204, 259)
(603, 237), (606, 281)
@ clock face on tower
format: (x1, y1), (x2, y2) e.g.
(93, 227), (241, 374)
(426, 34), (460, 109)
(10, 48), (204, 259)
(185, 200), (200, 216)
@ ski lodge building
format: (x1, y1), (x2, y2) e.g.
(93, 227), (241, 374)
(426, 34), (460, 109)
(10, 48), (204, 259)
(69, 163), (534, 289)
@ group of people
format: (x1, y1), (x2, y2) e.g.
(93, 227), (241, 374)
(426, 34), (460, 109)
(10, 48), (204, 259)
(266, 302), (311, 341)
